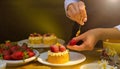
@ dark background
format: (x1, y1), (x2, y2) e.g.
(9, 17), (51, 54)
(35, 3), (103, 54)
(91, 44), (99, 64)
(0, 0), (120, 44)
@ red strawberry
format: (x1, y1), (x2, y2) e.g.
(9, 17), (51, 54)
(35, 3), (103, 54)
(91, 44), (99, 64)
(5, 40), (11, 47)
(3, 55), (11, 60)
(2, 50), (11, 56)
(10, 46), (20, 52)
(59, 45), (66, 52)
(27, 51), (35, 57)
(69, 39), (77, 46)
(0, 49), (3, 53)
(50, 45), (59, 53)
(26, 48), (33, 52)
(11, 51), (24, 60)
(21, 45), (28, 50)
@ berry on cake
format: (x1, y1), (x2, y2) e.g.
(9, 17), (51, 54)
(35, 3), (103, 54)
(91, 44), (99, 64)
(47, 43), (69, 64)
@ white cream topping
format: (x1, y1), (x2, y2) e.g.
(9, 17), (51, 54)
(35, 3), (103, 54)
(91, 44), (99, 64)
(48, 50), (69, 56)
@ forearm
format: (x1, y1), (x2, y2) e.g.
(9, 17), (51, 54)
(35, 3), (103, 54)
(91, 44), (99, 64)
(98, 28), (120, 40)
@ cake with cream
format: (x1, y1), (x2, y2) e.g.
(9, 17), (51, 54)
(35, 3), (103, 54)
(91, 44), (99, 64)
(43, 33), (57, 45)
(28, 33), (42, 44)
(47, 43), (69, 64)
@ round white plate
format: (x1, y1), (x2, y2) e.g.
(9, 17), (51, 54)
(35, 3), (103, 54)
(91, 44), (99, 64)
(80, 63), (116, 69)
(17, 39), (65, 48)
(4, 50), (39, 66)
(37, 51), (86, 66)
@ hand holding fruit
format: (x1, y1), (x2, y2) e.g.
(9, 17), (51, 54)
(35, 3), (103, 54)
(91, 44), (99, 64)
(66, 1), (87, 25)
(67, 29), (101, 51)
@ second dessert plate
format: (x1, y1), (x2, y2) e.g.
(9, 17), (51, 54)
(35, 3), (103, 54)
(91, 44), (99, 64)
(17, 39), (65, 48)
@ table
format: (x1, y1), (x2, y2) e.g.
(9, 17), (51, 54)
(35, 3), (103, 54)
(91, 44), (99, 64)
(6, 48), (101, 69)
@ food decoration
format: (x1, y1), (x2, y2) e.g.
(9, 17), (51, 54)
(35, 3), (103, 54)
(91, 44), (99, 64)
(47, 43), (69, 64)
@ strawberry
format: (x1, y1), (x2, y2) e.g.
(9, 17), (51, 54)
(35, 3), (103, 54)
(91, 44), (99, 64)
(10, 46), (20, 52)
(26, 47), (33, 52)
(21, 44), (28, 50)
(3, 55), (11, 60)
(59, 45), (66, 52)
(11, 51), (24, 60)
(27, 51), (35, 57)
(50, 45), (59, 53)
(0, 49), (3, 53)
(2, 50), (11, 56)
(5, 40), (11, 47)
(69, 39), (77, 46)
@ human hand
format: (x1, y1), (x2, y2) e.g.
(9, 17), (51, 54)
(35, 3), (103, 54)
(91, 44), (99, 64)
(67, 29), (102, 51)
(67, 1), (87, 25)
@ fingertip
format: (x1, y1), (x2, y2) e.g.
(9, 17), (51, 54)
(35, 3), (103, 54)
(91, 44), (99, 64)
(84, 18), (87, 22)
(78, 22), (84, 26)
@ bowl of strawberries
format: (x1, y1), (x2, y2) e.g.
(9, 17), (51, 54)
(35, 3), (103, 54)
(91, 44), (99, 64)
(0, 41), (39, 66)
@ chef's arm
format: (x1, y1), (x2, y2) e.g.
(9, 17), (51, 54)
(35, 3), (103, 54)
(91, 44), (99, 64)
(98, 25), (120, 40)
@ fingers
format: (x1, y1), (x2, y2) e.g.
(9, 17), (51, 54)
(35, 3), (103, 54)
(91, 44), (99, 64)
(78, 1), (87, 25)
(84, 18), (87, 22)
(67, 45), (85, 51)
(66, 1), (87, 25)
(67, 3), (80, 22)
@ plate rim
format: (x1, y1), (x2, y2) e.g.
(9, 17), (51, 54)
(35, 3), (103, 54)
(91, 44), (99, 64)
(37, 51), (86, 66)
(17, 39), (65, 48)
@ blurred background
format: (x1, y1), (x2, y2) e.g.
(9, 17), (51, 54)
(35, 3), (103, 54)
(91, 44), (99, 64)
(0, 0), (120, 44)
(0, 0), (73, 43)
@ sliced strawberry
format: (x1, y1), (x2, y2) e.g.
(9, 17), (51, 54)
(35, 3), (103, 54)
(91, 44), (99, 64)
(59, 45), (66, 52)
(69, 39), (77, 46)
(50, 45), (59, 53)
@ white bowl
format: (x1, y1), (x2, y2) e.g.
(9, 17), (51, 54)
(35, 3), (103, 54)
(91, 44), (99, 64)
(4, 50), (39, 66)
(80, 63), (115, 69)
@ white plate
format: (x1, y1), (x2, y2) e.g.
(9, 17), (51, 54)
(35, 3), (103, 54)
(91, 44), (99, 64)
(18, 39), (65, 48)
(4, 50), (39, 66)
(37, 51), (86, 66)
(80, 63), (116, 69)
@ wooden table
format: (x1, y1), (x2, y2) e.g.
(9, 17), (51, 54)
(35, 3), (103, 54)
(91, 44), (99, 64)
(6, 48), (101, 69)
